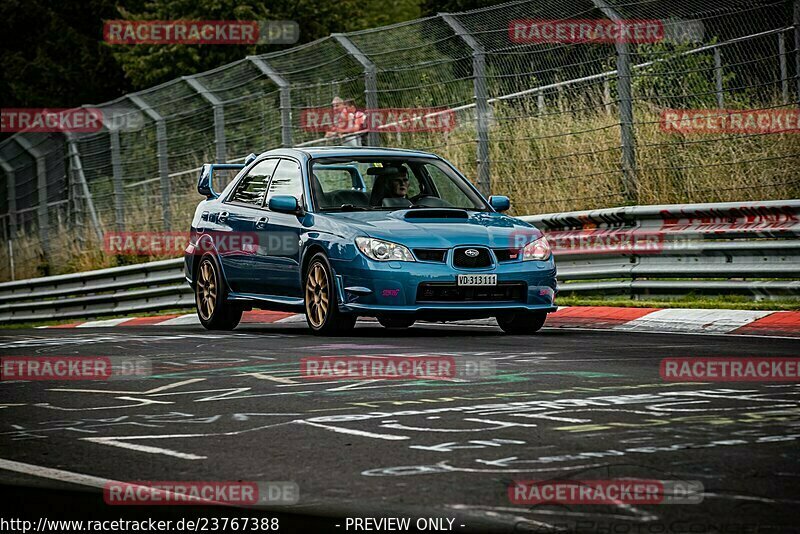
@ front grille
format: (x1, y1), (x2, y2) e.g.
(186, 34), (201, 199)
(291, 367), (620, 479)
(417, 282), (526, 303)
(453, 247), (492, 268)
(413, 248), (447, 262)
(494, 248), (521, 262)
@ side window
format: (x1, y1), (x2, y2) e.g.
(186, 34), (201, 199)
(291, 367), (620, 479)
(405, 166), (422, 198)
(425, 164), (467, 205)
(266, 159), (304, 206)
(229, 159), (278, 206)
(315, 168), (357, 192)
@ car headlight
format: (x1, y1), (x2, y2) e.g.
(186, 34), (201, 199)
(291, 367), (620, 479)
(356, 237), (416, 262)
(522, 236), (551, 261)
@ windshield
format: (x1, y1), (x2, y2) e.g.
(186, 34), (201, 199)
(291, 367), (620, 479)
(309, 157), (488, 212)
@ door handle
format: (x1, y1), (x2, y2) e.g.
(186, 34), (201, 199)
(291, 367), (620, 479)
(218, 211), (229, 223)
(255, 217), (269, 229)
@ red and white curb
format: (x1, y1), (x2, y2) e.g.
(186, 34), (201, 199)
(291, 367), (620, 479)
(36, 307), (800, 338)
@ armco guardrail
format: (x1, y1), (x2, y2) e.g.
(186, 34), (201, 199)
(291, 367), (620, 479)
(0, 200), (798, 324)
(0, 258), (191, 324)
(522, 199), (800, 299)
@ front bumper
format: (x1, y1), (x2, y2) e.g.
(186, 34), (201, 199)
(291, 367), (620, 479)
(331, 253), (557, 319)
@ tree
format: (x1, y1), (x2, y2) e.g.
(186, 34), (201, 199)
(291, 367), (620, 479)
(108, 0), (421, 90)
(0, 0), (137, 108)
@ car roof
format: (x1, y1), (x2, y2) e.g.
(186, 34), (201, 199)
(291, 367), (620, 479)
(258, 146), (440, 160)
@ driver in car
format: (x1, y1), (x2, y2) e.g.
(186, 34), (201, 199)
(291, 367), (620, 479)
(387, 165), (410, 199)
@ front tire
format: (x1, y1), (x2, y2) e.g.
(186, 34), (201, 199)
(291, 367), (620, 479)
(304, 253), (356, 336)
(195, 254), (242, 330)
(497, 311), (547, 335)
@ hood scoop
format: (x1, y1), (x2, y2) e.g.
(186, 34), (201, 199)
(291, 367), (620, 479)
(403, 209), (469, 220)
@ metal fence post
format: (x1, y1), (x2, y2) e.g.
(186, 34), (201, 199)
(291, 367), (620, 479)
(592, 0), (638, 204)
(66, 134), (104, 243)
(441, 13), (491, 196)
(184, 76), (227, 163)
(714, 48), (725, 108)
(603, 76), (612, 114)
(248, 56), (293, 147)
(794, 0), (800, 104)
(109, 129), (126, 231)
(0, 157), (16, 238)
(333, 34), (379, 147)
(778, 32), (789, 104)
(129, 95), (171, 230)
(14, 136), (49, 259)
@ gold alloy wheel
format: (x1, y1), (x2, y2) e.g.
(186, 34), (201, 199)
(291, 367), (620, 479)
(305, 262), (329, 328)
(197, 260), (217, 321)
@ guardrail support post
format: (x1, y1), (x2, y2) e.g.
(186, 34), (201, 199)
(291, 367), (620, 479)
(441, 13), (491, 196)
(794, 0), (800, 104)
(778, 32), (789, 104)
(713, 48), (725, 108)
(66, 134), (104, 243)
(0, 157), (16, 238)
(248, 57), (293, 147)
(592, 0), (638, 204)
(109, 129), (126, 231)
(129, 95), (171, 230)
(333, 34), (379, 147)
(14, 137), (50, 260)
(184, 76), (227, 163)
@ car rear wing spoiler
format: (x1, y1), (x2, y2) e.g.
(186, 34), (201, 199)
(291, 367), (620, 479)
(197, 154), (256, 198)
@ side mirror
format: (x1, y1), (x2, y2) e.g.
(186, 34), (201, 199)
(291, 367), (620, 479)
(269, 195), (302, 214)
(198, 164), (214, 198)
(489, 195), (510, 212)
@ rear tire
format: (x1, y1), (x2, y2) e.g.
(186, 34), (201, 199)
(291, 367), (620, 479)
(304, 253), (356, 336)
(378, 316), (415, 329)
(195, 254), (242, 330)
(497, 311), (547, 335)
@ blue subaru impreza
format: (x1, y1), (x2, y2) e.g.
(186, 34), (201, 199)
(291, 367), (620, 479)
(185, 147), (556, 335)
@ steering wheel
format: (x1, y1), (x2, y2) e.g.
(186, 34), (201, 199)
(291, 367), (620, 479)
(409, 193), (434, 203)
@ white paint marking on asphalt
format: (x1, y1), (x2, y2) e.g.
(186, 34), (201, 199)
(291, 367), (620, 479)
(234, 372), (297, 384)
(0, 458), (117, 490)
(51, 378), (207, 396)
(274, 314), (306, 324)
(76, 318), (130, 328)
(326, 380), (382, 392)
(294, 420), (409, 441)
(614, 308), (772, 334)
(83, 437), (207, 460)
(156, 314), (201, 326)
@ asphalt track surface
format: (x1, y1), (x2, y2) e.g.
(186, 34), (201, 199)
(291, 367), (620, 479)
(0, 319), (798, 533)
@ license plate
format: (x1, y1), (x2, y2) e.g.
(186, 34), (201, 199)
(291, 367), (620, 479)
(457, 274), (497, 286)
